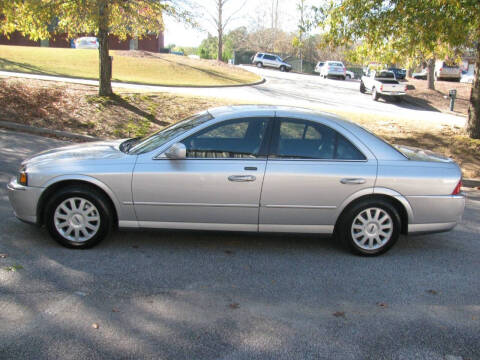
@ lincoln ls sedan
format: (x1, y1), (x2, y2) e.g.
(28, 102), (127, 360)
(7, 106), (465, 255)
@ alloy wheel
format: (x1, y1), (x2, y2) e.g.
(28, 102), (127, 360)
(351, 207), (393, 250)
(54, 197), (101, 242)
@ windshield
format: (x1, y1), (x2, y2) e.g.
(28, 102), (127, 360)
(127, 112), (213, 154)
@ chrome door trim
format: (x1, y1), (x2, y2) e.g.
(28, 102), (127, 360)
(131, 201), (259, 208)
(262, 204), (337, 209)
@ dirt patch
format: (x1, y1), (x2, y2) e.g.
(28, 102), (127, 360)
(405, 78), (471, 116)
(0, 77), (233, 139)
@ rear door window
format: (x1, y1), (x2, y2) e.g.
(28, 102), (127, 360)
(272, 118), (366, 160)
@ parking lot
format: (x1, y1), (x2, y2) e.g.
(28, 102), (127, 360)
(1, 129), (480, 359)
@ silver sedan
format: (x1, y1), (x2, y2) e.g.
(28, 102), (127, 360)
(7, 106), (465, 255)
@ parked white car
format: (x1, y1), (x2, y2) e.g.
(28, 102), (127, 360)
(314, 61), (325, 74)
(435, 60), (461, 81)
(360, 70), (407, 102)
(74, 37), (99, 49)
(412, 69), (428, 80)
(319, 61), (347, 80)
(460, 73), (474, 84)
(345, 70), (355, 80)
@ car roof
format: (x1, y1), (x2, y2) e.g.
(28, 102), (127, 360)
(206, 105), (406, 161)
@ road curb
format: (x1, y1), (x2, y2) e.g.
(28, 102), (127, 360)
(0, 70), (266, 89)
(0, 120), (101, 141)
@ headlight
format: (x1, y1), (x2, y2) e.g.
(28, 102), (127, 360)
(17, 165), (28, 186)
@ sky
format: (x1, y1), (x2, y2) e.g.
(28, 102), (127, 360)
(163, 0), (305, 48)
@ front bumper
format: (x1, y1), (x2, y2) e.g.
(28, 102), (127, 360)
(6, 178), (44, 224)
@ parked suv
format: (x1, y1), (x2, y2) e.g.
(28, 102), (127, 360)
(252, 53), (292, 72)
(435, 60), (461, 81)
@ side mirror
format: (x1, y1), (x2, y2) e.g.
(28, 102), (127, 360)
(164, 142), (186, 159)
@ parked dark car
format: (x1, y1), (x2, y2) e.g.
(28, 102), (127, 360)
(388, 67), (407, 80)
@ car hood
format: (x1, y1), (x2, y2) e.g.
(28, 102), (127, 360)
(22, 139), (127, 167)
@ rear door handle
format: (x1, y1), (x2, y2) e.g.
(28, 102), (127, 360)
(228, 175), (256, 182)
(340, 178), (366, 185)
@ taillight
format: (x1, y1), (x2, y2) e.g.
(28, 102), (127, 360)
(404, 85), (408, 92)
(343, 67), (346, 74)
(380, 85), (383, 91)
(452, 180), (462, 195)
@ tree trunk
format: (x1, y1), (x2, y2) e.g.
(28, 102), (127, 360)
(467, 40), (480, 139)
(407, 67), (413, 78)
(217, 0), (223, 61)
(98, 1), (112, 96)
(427, 58), (435, 90)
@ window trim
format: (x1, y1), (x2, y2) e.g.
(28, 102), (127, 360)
(156, 117), (274, 161)
(269, 117), (367, 162)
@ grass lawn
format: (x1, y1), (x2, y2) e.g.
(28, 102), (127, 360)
(0, 45), (261, 86)
(1, 77), (479, 178)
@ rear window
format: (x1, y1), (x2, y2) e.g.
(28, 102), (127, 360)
(328, 62), (343, 67)
(376, 71), (395, 78)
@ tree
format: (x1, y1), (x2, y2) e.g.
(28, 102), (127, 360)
(201, 0), (247, 61)
(319, 0), (480, 138)
(1, 0), (192, 96)
(292, 0), (315, 73)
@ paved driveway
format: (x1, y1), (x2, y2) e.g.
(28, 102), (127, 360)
(0, 68), (466, 127)
(1, 129), (479, 359)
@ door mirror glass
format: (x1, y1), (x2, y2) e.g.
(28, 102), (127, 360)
(164, 142), (186, 159)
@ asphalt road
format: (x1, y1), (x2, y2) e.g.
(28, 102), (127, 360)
(0, 68), (466, 127)
(1, 129), (480, 360)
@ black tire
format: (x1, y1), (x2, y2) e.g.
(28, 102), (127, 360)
(256, 62), (263, 68)
(360, 81), (366, 93)
(337, 199), (401, 256)
(346, 74), (351, 80)
(341, 76), (346, 80)
(45, 185), (113, 249)
(372, 87), (379, 101)
(279, 65), (286, 72)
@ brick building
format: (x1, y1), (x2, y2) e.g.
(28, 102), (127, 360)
(0, 31), (164, 52)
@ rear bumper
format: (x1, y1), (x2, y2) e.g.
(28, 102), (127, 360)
(378, 91), (406, 96)
(6, 178), (43, 224)
(407, 194), (465, 235)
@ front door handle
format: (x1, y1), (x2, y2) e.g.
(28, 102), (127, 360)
(340, 178), (366, 185)
(228, 175), (256, 182)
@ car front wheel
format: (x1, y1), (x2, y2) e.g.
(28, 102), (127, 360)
(279, 65), (286, 72)
(256, 62), (263, 68)
(337, 200), (400, 256)
(372, 87), (379, 101)
(45, 185), (113, 248)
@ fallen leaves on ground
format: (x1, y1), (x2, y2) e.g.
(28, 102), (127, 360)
(92, 323), (99, 329)
(3, 264), (23, 272)
(229, 303), (240, 310)
(0, 253), (8, 259)
(333, 311), (346, 318)
(426, 289), (438, 295)
(377, 302), (388, 309)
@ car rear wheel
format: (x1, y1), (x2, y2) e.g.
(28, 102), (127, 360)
(256, 62), (263, 68)
(360, 81), (366, 93)
(372, 87), (379, 101)
(279, 65), (286, 72)
(337, 200), (401, 256)
(346, 74), (351, 80)
(45, 185), (113, 248)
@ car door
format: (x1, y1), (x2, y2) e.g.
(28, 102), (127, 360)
(132, 116), (273, 231)
(263, 54), (276, 68)
(259, 114), (377, 233)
